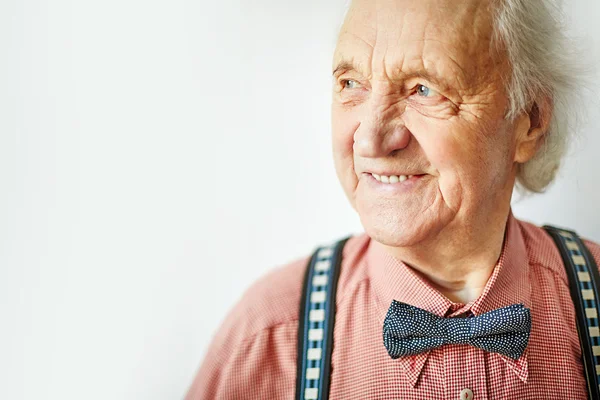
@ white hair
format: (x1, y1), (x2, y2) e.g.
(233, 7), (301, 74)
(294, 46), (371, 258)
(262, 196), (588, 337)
(490, 0), (583, 193)
(338, 0), (584, 194)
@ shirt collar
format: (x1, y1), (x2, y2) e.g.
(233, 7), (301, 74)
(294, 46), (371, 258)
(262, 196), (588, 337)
(367, 210), (531, 387)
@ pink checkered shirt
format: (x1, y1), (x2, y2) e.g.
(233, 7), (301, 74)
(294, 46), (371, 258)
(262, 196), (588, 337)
(186, 212), (600, 399)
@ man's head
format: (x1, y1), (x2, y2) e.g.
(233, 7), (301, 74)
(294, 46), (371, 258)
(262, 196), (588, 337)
(331, 0), (576, 249)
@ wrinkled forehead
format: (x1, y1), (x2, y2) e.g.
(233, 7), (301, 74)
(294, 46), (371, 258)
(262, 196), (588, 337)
(334, 0), (502, 87)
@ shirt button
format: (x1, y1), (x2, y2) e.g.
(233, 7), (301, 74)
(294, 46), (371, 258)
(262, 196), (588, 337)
(459, 388), (474, 400)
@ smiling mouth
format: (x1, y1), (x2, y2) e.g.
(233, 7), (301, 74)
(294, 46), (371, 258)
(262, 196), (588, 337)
(369, 173), (425, 184)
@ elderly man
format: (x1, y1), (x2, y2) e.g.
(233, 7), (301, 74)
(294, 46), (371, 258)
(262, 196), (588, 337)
(186, 0), (599, 398)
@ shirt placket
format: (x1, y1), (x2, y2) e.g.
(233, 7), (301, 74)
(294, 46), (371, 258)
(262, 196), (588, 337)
(443, 343), (489, 400)
(441, 307), (489, 400)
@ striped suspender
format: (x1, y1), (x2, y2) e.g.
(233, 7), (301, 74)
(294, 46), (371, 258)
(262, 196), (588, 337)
(544, 225), (600, 400)
(295, 237), (350, 400)
(296, 229), (600, 399)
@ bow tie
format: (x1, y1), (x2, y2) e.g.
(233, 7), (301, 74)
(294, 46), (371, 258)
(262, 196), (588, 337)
(383, 300), (531, 360)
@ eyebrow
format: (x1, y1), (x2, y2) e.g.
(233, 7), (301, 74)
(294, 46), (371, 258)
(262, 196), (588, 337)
(332, 57), (453, 90)
(332, 60), (359, 77)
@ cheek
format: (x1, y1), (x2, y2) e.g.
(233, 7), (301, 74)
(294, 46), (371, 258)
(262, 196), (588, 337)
(403, 111), (472, 173)
(331, 108), (359, 172)
(405, 111), (511, 202)
(331, 108), (362, 202)
(331, 109), (356, 153)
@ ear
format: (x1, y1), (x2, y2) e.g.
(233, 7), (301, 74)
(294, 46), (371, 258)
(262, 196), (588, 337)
(514, 96), (553, 164)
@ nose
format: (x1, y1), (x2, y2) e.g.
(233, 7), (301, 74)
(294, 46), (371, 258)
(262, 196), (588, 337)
(353, 102), (411, 158)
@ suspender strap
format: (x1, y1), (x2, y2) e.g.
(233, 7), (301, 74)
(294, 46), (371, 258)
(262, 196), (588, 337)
(544, 225), (600, 400)
(295, 237), (350, 400)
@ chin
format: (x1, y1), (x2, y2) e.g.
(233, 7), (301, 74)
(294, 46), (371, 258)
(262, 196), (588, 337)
(358, 209), (436, 248)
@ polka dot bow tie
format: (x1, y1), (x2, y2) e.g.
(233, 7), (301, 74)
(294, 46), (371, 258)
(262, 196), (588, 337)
(383, 300), (532, 360)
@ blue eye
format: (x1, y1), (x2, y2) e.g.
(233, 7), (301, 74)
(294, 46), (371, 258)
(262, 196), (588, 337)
(417, 84), (432, 97)
(344, 80), (359, 89)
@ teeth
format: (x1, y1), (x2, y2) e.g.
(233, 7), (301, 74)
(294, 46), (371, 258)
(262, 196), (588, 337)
(372, 174), (412, 184)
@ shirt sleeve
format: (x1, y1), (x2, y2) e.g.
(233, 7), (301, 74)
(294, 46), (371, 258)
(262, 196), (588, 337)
(184, 318), (298, 399)
(184, 258), (308, 399)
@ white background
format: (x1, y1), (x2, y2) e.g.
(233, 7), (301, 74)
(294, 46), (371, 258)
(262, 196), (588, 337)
(1, 0), (599, 399)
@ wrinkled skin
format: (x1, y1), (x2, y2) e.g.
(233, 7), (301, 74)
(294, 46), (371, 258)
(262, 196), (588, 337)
(331, 0), (548, 301)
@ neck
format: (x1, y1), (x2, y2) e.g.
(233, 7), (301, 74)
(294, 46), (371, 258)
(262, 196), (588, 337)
(381, 207), (512, 304)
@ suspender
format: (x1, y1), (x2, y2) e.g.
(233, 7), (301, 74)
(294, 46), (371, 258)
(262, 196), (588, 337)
(295, 237), (350, 400)
(543, 225), (600, 400)
(295, 227), (600, 400)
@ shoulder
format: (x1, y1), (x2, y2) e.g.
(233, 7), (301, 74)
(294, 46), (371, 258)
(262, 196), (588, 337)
(224, 232), (372, 341)
(515, 217), (600, 278)
(184, 250), (309, 399)
(185, 233), (371, 399)
(583, 238), (600, 265)
(228, 252), (309, 339)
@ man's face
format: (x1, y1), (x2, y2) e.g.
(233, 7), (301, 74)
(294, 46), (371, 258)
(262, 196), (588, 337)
(332, 0), (524, 247)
